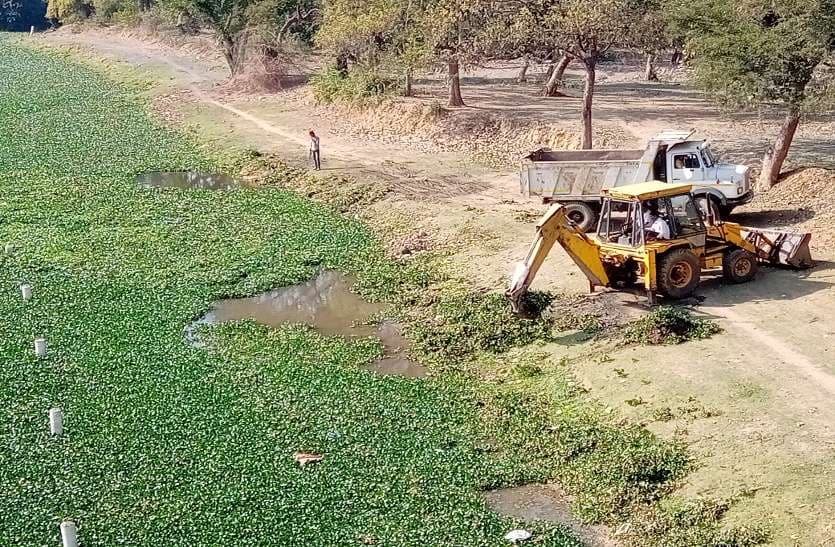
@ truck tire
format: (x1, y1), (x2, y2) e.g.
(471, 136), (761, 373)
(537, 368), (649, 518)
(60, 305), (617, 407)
(563, 202), (597, 232)
(657, 248), (701, 299)
(716, 198), (735, 219)
(722, 248), (758, 284)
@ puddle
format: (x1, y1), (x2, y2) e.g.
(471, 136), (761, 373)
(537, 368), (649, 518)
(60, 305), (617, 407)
(483, 484), (617, 547)
(185, 270), (428, 378)
(137, 171), (243, 190)
(363, 320), (428, 378)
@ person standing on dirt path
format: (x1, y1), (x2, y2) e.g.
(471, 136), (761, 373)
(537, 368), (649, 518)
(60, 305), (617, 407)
(309, 130), (321, 171)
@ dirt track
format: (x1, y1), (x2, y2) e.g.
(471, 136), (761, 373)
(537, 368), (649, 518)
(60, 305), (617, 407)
(36, 28), (835, 545)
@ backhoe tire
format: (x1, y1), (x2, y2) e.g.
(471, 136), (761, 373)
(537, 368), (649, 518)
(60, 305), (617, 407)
(657, 248), (701, 299)
(722, 248), (758, 284)
(563, 202), (597, 232)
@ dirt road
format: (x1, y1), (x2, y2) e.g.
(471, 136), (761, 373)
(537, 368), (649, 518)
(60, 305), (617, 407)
(36, 29), (835, 545)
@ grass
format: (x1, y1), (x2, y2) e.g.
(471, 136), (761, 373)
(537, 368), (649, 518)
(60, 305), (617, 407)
(0, 35), (763, 547)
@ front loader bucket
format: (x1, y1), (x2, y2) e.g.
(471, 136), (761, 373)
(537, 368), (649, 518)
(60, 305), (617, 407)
(740, 227), (813, 268)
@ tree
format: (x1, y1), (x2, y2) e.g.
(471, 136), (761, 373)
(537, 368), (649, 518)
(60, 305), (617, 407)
(548, 0), (636, 148)
(248, 0), (319, 56)
(419, 0), (495, 107)
(46, 0), (91, 20)
(633, 1), (670, 81)
(315, 0), (425, 95)
(670, 0), (835, 189)
(188, 0), (255, 74)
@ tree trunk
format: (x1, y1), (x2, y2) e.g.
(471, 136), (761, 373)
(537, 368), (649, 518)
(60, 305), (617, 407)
(670, 48), (683, 68)
(517, 54), (530, 83)
(448, 59), (465, 107)
(543, 49), (558, 79)
(335, 52), (349, 77)
(543, 54), (571, 97)
(221, 32), (248, 76)
(757, 108), (801, 190)
(581, 60), (596, 149)
(404, 68), (413, 97)
(222, 37), (236, 75)
(644, 54), (658, 81)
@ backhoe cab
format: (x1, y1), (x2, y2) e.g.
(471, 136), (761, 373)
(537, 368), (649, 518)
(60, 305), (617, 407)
(508, 181), (812, 310)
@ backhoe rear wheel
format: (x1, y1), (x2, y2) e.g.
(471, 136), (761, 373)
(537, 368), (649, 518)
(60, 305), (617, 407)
(657, 248), (701, 299)
(563, 202), (597, 232)
(723, 248), (758, 283)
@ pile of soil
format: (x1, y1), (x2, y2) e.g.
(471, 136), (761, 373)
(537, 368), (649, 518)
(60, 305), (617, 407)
(735, 168), (835, 253)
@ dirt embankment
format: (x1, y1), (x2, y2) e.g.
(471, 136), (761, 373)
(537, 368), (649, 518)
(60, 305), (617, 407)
(735, 168), (835, 253)
(313, 97), (632, 169)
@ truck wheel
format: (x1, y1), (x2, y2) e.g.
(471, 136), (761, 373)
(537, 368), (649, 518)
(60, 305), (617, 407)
(657, 249), (701, 299)
(718, 203), (734, 219)
(563, 202), (597, 232)
(722, 248), (758, 284)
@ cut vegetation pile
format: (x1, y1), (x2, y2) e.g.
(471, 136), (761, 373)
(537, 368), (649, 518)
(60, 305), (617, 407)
(622, 306), (722, 345)
(0, 35), (759, 547)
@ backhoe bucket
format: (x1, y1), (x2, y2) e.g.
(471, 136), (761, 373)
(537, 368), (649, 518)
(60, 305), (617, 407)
(740, 227), (813, 268)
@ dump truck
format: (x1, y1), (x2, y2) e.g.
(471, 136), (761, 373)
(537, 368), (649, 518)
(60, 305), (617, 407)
(507, 181), (812, 309)
(519, 130), (753, 231)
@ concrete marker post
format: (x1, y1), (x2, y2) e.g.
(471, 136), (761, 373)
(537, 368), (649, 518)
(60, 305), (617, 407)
(21, 283), (32, 301)
(30, 25), (35, 36)
(34, 337), (47, 358)
(4, 243), (13, 255)
(49, 408), (63, 436)
(60, 521), (78, 547)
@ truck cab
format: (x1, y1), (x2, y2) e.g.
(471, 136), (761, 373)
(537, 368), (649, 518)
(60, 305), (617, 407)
(650, 132), (753, 216)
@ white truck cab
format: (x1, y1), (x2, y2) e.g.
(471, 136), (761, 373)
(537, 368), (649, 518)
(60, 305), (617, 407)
(650, 131), (752, 215)
(520, 130), (753, 230)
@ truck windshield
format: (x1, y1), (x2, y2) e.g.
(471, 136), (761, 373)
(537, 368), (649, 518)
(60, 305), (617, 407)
(700, 147), (716, 168)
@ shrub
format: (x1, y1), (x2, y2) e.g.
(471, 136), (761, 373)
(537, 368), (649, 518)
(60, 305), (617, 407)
(311, 66), (396, 103)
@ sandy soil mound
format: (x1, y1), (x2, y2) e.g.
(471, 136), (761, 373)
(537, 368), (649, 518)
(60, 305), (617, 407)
(735, 168), (835, 252)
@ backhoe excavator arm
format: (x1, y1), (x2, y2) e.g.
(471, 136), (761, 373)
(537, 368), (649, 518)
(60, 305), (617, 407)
(507, 204), (610, 312)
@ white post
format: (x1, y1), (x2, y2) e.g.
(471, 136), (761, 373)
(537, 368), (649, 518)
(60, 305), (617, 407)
(21, 284), (32, 301)
(34, 337), (47, 358)
(49, 408), (63, 436)
(60, 521), (78, 547)
(30, 25), (35, 36)
(4, 243), (13, 255)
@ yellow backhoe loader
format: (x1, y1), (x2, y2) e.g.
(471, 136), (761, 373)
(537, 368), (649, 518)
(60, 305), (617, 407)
(507, 181), (813, 310)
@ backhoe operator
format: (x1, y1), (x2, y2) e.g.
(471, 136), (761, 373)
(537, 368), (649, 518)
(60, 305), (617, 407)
(643, 201), (671, 240)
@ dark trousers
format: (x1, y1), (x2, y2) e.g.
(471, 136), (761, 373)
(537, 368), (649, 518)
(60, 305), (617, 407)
(311, 150), (321, 170)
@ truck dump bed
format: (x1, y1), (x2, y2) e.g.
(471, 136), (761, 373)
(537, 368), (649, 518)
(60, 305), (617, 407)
(524, 149), (644, 162)
(520, 148), (645, 201)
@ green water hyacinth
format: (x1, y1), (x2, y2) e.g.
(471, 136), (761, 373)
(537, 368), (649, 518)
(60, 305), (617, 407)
(0, 37), (581, 546)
